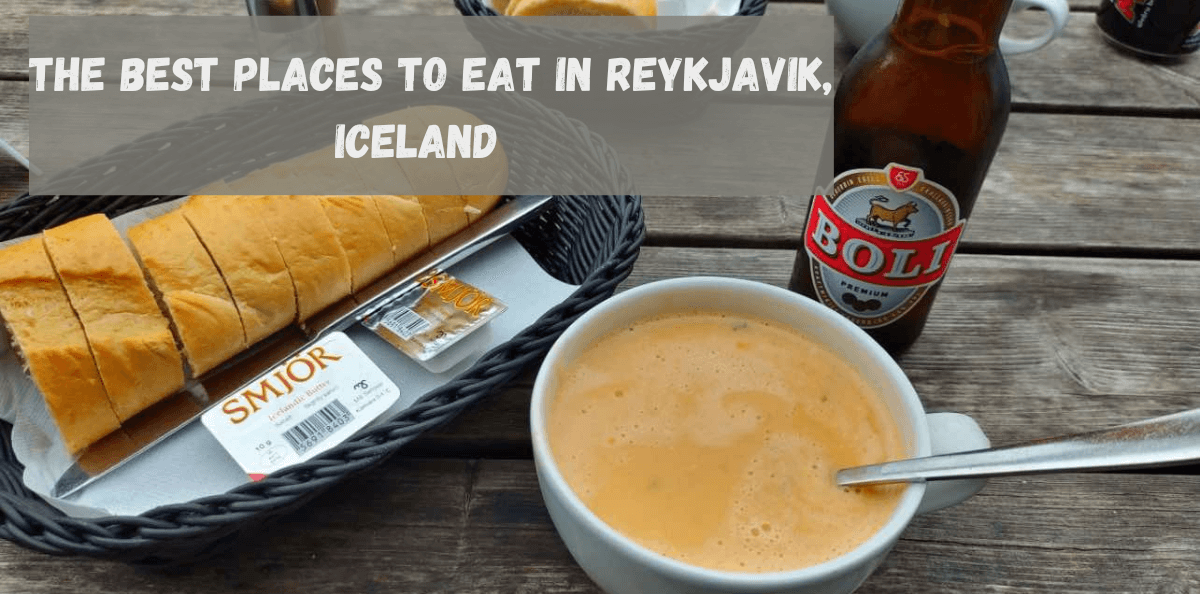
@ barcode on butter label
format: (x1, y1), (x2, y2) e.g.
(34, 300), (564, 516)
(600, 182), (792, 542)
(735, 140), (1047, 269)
(381, 307), (432, 341)
(282, 399), (353, 456)
(202, 332), (400, 481)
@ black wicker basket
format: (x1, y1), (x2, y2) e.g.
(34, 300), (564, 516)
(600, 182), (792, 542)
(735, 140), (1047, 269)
(0, 92), (644, 566)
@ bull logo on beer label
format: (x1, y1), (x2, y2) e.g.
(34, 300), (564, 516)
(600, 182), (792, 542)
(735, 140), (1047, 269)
(804, 164), (965, 329)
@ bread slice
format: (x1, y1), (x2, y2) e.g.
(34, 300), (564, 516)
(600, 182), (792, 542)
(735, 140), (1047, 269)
(42, 215), (186, 423)
(416, 195), (471, 246)
(318, 195), (396, 292)
(351, 110), (420, 195)
(371, 195), (431, 266)
(506, 0), (656, 22)
(385, 108), (470, 244)
(127, 211), (247, 376)
(257, 196), (353, 322)
(410, 106), (509, 225)
(0, 237), (123, 455)
(463, 195), (504, 225)
(181, 195), (297, 345)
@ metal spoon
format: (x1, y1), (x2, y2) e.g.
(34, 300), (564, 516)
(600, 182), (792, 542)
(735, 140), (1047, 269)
(837, 407), (1200, 486)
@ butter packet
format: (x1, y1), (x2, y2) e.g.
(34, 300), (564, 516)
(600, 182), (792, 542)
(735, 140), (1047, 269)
(363, 270), (507, 372)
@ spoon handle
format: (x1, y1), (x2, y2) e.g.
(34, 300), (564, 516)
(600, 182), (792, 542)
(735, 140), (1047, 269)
(837, 408), (1200, 486)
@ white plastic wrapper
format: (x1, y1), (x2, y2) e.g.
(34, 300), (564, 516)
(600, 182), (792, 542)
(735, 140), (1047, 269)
(0, 201), (579, 517)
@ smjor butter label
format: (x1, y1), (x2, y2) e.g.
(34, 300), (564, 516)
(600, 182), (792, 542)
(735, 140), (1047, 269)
(804, 163), (966, 329)
(201, 332), (399, 481)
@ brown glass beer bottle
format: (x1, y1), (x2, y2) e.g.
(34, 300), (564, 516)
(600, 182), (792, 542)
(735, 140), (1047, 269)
(789, 0), (1013, 354)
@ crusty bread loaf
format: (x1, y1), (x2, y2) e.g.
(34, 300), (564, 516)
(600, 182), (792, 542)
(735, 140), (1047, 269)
(181, 195), (297, 345)
(506, 0), (656, 17)
(4, 162), (505, 453)
(42, 214), (186, 423)
(127, 211), (247, 376)
(416, 195), (471, 245)
(354, 108), (423, 195)
(0, 237), (123, 455)
(318, 195), (397, 292)
(378, 109), (473, 244)
(372, 195), (431, 266)
(463, 195), (504, 225)
(410, 105), (509, 225)
(257, 195), (354, 321)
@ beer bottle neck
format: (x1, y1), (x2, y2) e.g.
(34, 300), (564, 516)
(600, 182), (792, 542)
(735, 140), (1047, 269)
(891, 0), (1015, 59)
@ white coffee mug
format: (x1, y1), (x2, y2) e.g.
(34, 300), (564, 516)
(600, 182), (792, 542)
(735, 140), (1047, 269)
(530, 277), (991, 593)
(827, 0), (1070, 55)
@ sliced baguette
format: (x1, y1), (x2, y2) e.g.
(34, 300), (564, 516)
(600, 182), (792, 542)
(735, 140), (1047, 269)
(388, 108), (470, 244)
(318, 195), (396, 293)
(415, 195), (470, 245)
(371, 195), (431, 266)
(257, 195), (354, 321)
(410, 105), (509, 225)
(181, 195), (297, 345)
(0, 237), (123, 455)
(127, 211), (247, 376)
(42, 215), (186, 423)
(353, 109), (420, 195)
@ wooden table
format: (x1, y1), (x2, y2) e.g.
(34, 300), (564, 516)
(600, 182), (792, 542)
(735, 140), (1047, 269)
(3, 0), (1200, 593)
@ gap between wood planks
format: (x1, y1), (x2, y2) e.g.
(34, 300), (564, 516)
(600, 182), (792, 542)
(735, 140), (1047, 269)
(716, 93), (1200, 120)
(643, 234), (1200, 262)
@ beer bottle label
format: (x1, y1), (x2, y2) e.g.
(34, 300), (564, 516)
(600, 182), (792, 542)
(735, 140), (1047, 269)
(803, 163), (966, 329)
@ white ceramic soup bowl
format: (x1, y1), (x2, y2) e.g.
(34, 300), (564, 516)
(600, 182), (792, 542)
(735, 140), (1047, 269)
(530, 276), (990, 593)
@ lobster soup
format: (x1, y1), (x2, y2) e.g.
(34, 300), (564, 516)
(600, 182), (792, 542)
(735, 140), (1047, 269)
(547, 310), (908, 574)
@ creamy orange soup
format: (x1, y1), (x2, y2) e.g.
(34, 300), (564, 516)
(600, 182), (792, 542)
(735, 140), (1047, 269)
(548, 310), (908, 573)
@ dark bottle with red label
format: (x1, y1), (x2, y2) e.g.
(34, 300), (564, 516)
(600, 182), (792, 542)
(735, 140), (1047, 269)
(1096, 0), (1200, 59)
(789, 0), (1012, 355)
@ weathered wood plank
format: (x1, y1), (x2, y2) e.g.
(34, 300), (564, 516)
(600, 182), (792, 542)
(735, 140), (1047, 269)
(861, 474), (1200, 593)
(416, 247), (1200, 457)
(1, 457), (1198, 592)
(645, 112), (1200, 254)
(643, 112), (1200, 253)
(967, 113), (1200, 255)
(1006, 9), (1200, 113)
(768, 3), (1200, 113)
(5, 63), (1199, 252)
(0, 459), (598, 593)
(0, 80), (28, 205)
(0, 246), (1199, 593)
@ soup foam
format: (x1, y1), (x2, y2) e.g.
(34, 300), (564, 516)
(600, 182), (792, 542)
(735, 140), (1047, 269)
(548, 310), (908, 573)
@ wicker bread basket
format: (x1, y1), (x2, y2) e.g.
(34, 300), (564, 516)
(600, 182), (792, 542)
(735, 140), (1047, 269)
(0, 90), (644, 566)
